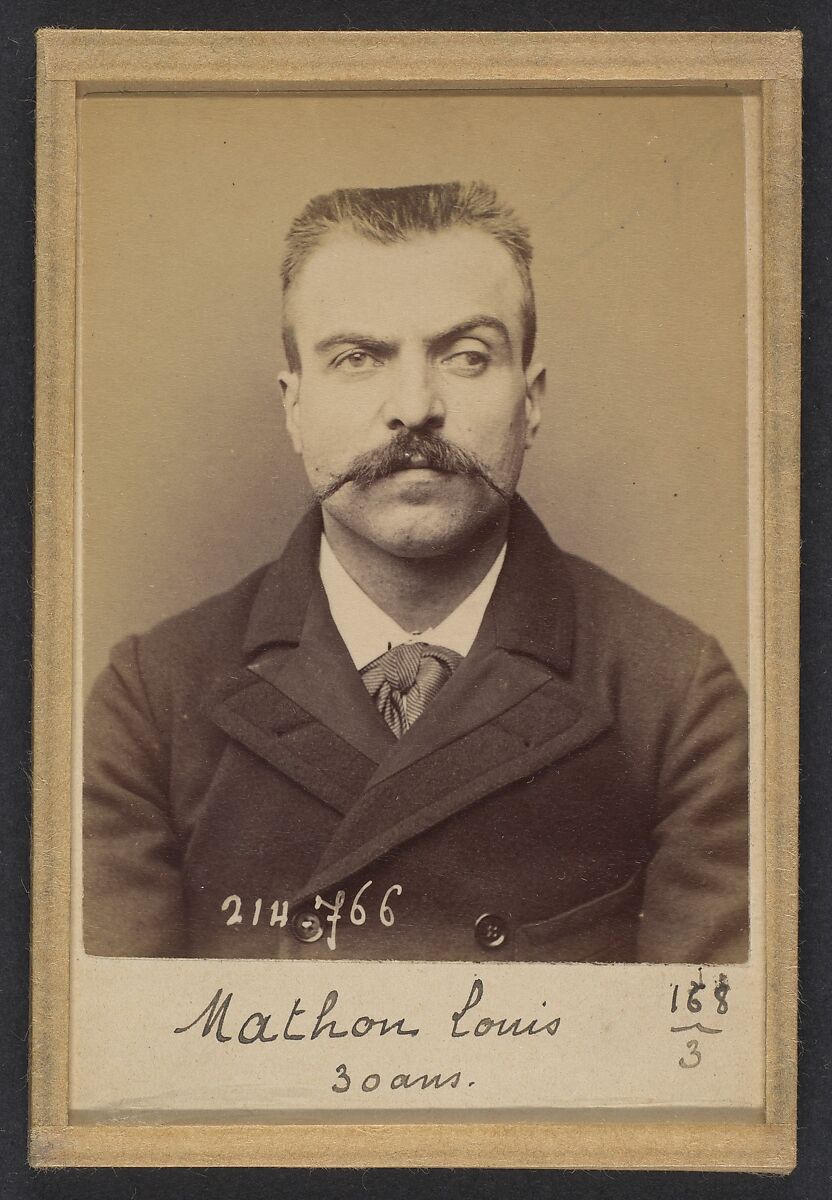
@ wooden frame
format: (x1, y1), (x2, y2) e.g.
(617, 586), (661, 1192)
(32, 29), (801, 1170)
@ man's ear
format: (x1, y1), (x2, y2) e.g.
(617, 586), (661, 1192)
(523, 362), (545, 448)
(278, 371), (304, 455)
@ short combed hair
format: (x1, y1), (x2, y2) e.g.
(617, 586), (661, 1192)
(280, 181), (536, 371)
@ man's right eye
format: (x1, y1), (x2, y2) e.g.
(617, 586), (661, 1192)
(332, 350), (381, 371)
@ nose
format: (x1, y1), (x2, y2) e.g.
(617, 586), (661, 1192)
(381, 360), (445, 432)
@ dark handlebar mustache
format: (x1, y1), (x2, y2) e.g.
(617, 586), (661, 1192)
(314, 432), (514, 503)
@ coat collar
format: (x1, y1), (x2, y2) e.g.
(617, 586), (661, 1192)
(207, 496), (602, 893)
(240, 496), (575, 675)
(242, 505), (324, 654)
(485, 495), (575, 673)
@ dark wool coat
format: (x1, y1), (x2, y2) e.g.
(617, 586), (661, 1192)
(83, 499), (749, 962)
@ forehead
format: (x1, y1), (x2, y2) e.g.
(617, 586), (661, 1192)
(288, 226), (526, 343)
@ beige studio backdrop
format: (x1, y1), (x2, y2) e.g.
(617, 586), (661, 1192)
(78, 89), (749, 692)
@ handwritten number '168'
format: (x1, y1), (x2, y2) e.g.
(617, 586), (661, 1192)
(670, 972), (730, 1016)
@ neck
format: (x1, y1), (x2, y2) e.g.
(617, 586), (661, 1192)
(321, 512), (510, 632)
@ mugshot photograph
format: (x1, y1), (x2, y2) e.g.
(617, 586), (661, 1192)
(82, 182), (749, 963)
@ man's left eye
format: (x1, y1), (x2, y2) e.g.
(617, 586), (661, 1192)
(442, 351), (489, 375)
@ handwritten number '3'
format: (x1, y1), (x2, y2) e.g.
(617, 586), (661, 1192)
(679, 1039), (702, 1069)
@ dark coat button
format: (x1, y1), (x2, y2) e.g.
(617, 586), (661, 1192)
(291, 909), (323, 943)
(474, 912), (509, 950)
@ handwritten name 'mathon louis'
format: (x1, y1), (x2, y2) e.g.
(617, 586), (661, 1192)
(174, 978), (561, 1045)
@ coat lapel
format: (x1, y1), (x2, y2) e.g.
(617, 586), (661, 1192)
(362, 495), (581, 789)
(249, 586), (395, 766)
(206, 498), (612, 899)
(293, 499), (613, 901)
(299, 674), (611, 903)
(362, 613), (550, 789)
(207, 509), (393, 815)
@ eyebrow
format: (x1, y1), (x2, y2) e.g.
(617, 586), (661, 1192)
(313, 316), (512, 358)
(313, 333), (396, 356)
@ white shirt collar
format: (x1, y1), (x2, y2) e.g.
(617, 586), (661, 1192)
(319, 535), (507, 670)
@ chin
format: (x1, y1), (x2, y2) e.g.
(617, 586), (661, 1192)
(323, 476), (511, 558)
(361, 503), (506, 560)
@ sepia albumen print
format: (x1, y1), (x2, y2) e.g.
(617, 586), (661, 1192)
(80, 92), (749, 964)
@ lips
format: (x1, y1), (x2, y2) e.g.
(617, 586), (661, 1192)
(315, 430), (513, 503)
(400, 451), (430, 468)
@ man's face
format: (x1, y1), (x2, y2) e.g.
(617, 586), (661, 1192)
(279, 226), (544, 558)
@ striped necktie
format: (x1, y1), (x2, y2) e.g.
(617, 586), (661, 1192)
(360, 641), (462, 738)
